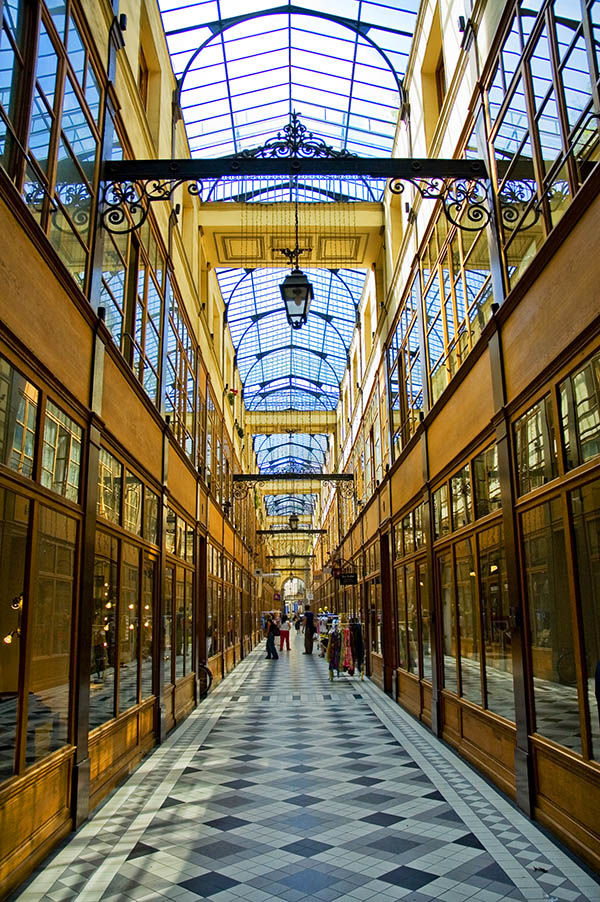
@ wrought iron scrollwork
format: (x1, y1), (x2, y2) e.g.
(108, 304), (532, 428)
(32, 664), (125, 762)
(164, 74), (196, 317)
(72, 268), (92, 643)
(101, 179), (203, 234)
(389, 176), (492, 232)
(232, 111), (356, 161)
(232, 481), (254, 501)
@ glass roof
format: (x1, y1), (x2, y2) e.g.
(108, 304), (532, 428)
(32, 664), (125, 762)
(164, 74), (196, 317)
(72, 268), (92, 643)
(254, 433), (329, 474)
(158, 1), (421, 159)
(219, 266), (364, 411)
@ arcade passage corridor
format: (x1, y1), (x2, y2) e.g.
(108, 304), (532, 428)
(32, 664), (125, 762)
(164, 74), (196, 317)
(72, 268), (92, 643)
(12, 635), (600, 902)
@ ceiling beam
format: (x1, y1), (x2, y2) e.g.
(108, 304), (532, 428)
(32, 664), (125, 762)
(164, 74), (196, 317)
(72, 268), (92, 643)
(246, 410), (337, 434)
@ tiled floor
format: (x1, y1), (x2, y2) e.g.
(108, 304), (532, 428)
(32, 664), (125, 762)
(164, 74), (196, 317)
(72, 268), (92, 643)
(12, 632), (600, 902)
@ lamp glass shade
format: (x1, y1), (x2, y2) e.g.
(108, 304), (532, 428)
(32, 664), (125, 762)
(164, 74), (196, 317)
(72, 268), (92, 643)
(280, 268), (313, 329)
(289, 514), (299, 530)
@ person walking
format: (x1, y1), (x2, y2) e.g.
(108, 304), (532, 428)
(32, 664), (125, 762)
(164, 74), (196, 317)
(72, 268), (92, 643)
(279, 613), (291, 652)
(303, 604), (316, 654)
(265, 614), (279, 660)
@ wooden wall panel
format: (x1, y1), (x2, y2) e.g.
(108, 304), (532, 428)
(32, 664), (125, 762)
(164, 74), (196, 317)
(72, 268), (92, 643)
(459, 707), (516, 797)
(208, 499), (222, 539)
(0, 749), (73, 898)
(370, 652), (383, 688)
(0, 201), (92, 406)
(503, 197), (600, 405)
(533, 741), (600, 872)
(427, 351), (493, 476)
(364, 497), (379, 542)
(397, 670), (420, 717)
(390, 443), (422, 517)
(223, 522), (234, 555)
(168, 447), (196, 518)
(88, 702), (155, 809)
(102, 354), (162, 476)
(174, 675), (195, 723)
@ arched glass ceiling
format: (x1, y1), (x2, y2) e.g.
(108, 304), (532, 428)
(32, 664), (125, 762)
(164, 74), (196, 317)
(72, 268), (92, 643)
(254, 434), (329, 474)
(219, 267), (364, 411)
(158, 1), (420, 158)
(264, 494), (318, 517)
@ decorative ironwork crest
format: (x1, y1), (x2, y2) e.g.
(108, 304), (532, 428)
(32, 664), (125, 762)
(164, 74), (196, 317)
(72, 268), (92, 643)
(101, 178), (202, 234)
(232, 111), (356, 161)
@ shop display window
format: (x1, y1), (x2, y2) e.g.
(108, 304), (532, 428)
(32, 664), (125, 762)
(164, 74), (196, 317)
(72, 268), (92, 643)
(522, 498), (581, 753)
(451, 465), (472, 530)
(0, 355), (38, 479)
(455, 538), (481, 705)
(97, 448), (122, 524)
(119, 543), (139, 712)
(570, 480), (600, 759)
(40, 400), (82, 502)
(123, 471), (142, 536)
(433, 483), (450, 538)
(514, 396), (558, 495)
(141, 554), (154, 700)
(144, 487), (159, 546)
(478, 525), (514, 722)
(175, 569), (185, 679)
(560, 349), (600, 470)
(90, 532), (118, 729)
(165, 507), (176, 555)
(163, 566), (174, 684)
(473, 444), (501, 518)
(439, 551), (458, 693)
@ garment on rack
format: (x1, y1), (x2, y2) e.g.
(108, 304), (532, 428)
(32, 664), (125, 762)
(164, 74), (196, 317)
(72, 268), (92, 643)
(351, 622), (364, 672)
(342, 626), (354, 675)
(326, 628), (341, 673)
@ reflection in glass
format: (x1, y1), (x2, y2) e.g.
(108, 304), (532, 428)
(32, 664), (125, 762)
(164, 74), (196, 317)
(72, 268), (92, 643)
(163, 567), (173, 685)
(455, 538), (481, 705)
(419, 561), (432, 682)
(0, 488), (28, 781)
(97, 447), (122, 524)
(479, 525), (514, 720)
(165, 507), (176, 555)
(560, 350), (600, 470)
(439, 552), (457, 692)
(396, 567), (406, 670)
(473, 444), (501, 518)
(90, 532), (117, 729)
(26, 506), (76, 765)
(405, 564), (418, 674)
(123, 471), (142, 535)
(175, 569), (185, 679)
(41, 400), (82, 501)
(514, 396), (557, 495)
(119, 543), (139, 712)
(522, 499), (581, 752)
(0, 354), (38, 478)
(571, 481), (600, 759)
(434, 483), (450, 538)
(144, 487), (159, 545)
(141, 554), (154, 700)
(451, 465), (472, 530)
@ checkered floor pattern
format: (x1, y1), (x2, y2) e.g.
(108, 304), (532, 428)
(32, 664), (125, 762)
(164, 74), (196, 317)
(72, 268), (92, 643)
(11, 632), (600, 902)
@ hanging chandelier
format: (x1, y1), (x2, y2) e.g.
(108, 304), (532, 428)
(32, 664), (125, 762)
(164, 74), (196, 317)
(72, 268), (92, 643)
(272, 183), (313, 329)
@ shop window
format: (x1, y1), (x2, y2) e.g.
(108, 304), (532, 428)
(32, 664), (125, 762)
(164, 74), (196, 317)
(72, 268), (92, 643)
(522, 498), (581, 753)
(455, 538), (481, 705)
(0, 354), (39, 478)
(433, 483), (450, 539)
(141, 553), (154, 700)
(419, 561), (432, 682)
(414, 502), (426, 549)
(439, 551), (457, 692)
(175, 516), (185, 559)
(97, 448), (122, 524)
(514, 396), (558, 495)
(402, 512), (414, 555)
(560, 349), (600, 470)
(143, 487), (159, 545)
(165, 507), (176, 555)
(451, 465), (472, 530)
(41, 400), (82, 502)
(119, 543), (139, 712)
(163, 566), (174, 684)
(186, 570), (193, 668)
(479, 524), (514, 721)
(0, 487), (29, 782)
(90, 531), (118, 729)
(473, 444), (501, 518)
(26, 505), (77, 764)
(405, 564), (418, 675)
(175, 569), (185, 679)
(570, 480), (600, 759)
(123, 471), (142, 536)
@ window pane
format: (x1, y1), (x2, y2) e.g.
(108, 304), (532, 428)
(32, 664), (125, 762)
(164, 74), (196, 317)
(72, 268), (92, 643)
(97, 448), (122, 524)
(41, 400), (82, 501)
(514, 396), (558, 495)
(474, 445), (502, 518)
(396, 566), (407, 669)
(479, 525), (514, 720)
(0, 355), (38, 478)
(405, 564), (418, 674)
(451, 465), (472, 530)
(123, 471), (142, 535)
(571, 481), (600, 759)
(175, 568), (185, 679)
(0, 488), (29, 781)
(166, 508), (176, 555)
(455, 538), (482, 705)
(559, 350), (600, 470)
(185, 570), (193, 673)
(439, 552), (457, 692)
(434, 483), (450, 538)
(26, 506), (76, 765)
(144, 487), (159, 545)
(119, 543), (139, 712)
(141, 553), (154, 700)
(419, 560), (432, 682)
(522, 499), (581, 752)
(90, 531), (117, 729)
(369, 578), (381, 654)
(163, 567), (173, 684)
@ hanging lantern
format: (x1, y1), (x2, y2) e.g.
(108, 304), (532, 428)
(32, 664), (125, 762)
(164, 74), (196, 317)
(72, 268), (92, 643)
(289, 513), (299, 530)
(280, 269), (313, 329)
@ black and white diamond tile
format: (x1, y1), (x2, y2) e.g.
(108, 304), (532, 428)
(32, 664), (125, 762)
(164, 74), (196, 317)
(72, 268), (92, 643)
(10, 633), (600, 902)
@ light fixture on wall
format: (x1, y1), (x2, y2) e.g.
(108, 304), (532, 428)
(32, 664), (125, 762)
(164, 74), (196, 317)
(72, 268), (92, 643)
(273, 184), (313, 329)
